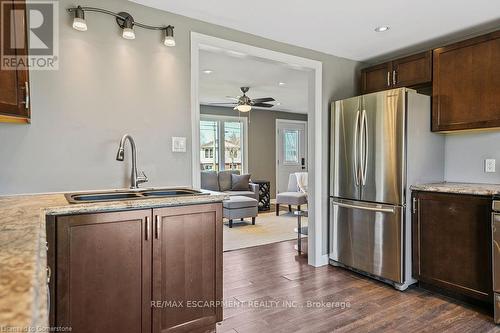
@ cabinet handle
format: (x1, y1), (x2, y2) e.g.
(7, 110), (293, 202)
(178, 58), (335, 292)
(21, 82), (29, 109)
(393, 70), (397, 85)
(47, 267), (51, 315)
(387, 72), (391, 87)
(145, 216), (150, 240)
(155, 215), (160, 239)
(412, 197), (417, 214)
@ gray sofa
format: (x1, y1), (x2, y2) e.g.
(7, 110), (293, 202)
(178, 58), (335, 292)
(201, 170), (259, 200)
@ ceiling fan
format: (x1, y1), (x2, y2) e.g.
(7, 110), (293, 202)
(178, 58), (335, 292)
(210, 87), (276, 112)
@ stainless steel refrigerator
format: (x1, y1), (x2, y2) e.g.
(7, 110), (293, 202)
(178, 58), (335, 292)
(329, 88), (444, 290)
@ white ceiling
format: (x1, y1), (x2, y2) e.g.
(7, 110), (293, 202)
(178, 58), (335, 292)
(132, 0), (500, 61)
(199, 47), (310, 114)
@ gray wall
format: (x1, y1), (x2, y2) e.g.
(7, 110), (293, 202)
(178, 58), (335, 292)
(445, 131), (500, 184)
(0, 0), (360, 195)
(201, 105), (307, 198)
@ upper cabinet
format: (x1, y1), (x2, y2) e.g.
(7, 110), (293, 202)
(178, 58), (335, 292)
(361, 51), (432, 94)
(361, 62), (392, 94)
(432, 31), (500, 132)
(0, 0), (31, 124)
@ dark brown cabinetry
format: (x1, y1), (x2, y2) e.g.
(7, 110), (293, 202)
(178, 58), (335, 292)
(432, 31), (500, 132)
(0, 0), (31, 123)
(50, 203), (223, 333)
(361, 62), (392, 94)
(361, 51), (432, 94)
(412, 191), (492, 303)
(153, 204), (222, 333)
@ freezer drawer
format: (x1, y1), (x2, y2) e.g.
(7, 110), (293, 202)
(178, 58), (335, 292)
(329, 197), (404, 283)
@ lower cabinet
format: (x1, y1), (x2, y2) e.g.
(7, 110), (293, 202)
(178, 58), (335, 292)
(412, 191), (492, 302)
(49, 203), (222, 333)
(153, 205), (222, 333)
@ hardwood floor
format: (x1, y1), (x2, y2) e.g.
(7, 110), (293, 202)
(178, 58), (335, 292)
(219, 240), (499, 333)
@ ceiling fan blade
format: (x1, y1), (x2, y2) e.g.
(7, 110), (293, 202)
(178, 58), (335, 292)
(253, 103), (274, 108)
(226, 96), (240, 101)
(208, 102), (237, 105)
(252, 97), (275, 104)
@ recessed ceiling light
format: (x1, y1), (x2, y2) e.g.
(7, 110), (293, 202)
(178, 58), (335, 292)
(276, 102), (281, 106)
(202, 69), (213, 74)
(374, 26), (390, 32)
(278, 82), (286, 86)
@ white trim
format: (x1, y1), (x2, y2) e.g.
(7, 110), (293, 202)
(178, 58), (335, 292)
(190, 32), (324, 267)
(200, 114), (249, 174)
(275, 119), (308, 194)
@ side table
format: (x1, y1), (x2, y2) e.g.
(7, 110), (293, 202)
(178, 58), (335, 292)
(252, 180), (271, 211)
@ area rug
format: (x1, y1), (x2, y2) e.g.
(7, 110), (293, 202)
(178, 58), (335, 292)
(223, 210), (308, 251)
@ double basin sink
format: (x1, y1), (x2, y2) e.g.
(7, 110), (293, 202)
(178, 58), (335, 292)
(65, 188), (208, 204)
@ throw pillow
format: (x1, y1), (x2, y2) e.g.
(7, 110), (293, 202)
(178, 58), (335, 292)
(231, 174), (251, 191)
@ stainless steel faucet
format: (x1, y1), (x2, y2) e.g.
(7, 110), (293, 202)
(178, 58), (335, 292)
(116, 134), (148, 189)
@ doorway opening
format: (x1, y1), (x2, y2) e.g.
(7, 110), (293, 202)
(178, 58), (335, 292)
(191, 33), (325, 266)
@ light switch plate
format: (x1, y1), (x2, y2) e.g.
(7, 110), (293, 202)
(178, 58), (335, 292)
(485, 159), (496, 173)
(172, 137), (187, 153)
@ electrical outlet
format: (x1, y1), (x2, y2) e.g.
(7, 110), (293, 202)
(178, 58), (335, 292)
(485, 159), (496, 173)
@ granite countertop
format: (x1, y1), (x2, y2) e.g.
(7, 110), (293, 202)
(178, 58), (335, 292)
(411, 182), (500, 196)
(0, 189), (226, 331)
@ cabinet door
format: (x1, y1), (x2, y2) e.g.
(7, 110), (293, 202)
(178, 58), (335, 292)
(0, 0), (30, 123)
(152, 203), (222, 333)
(432, 31), (500, 132)
(392, 51), (432, 88)
(361, 62), (391, 94)
(56, 210), (152, 333)
(412, 191), (492, 302)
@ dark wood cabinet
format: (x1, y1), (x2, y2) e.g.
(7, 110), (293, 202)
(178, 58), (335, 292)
(361, 51), (432, 94)
(0, 0), (31, 123)
(412, 191), (492, 303)
(392, 51), (432, 88)
(50, 203), (223, 333)
(152, 204), (222, 333)
(56, 210), (152, 333)
(432, 31), (500, 132)
(361, 62), (392, 94)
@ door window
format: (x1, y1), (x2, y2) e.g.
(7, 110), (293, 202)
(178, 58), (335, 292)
(284, 129), (299, 165)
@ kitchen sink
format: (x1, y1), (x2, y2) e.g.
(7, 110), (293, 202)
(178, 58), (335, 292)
(141, 189), (203, 197)
(65, 188), (207, 204)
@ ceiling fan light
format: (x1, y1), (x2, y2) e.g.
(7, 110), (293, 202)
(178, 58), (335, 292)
(237, 104), (252, 112)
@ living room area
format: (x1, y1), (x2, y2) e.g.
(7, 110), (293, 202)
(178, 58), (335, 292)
(196, 44), (311, 252)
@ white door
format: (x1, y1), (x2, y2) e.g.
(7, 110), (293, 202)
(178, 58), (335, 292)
(276, 120), (307, 194)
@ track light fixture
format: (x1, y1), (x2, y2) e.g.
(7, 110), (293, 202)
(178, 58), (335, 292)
(67, 6), (176, 46)
(72, 6), (87, 31)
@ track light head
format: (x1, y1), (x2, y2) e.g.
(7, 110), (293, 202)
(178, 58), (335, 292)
(72, 6), (87, 31)
(163, 26), (175, 47)
(116, 12), (135, 40)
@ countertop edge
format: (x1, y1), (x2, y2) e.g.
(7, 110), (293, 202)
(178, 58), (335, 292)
(410, 182), (500, 197)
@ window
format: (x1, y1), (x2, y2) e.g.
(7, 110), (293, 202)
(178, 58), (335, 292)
(284, 129), (299, 164)
(200, 115), (247, 172)
(200, 120), (220, 171)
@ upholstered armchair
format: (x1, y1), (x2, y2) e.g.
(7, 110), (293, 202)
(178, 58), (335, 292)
(276, 174), (307, 215)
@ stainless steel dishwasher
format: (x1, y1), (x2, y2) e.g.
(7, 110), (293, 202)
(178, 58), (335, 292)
(492, 199), (500, 324)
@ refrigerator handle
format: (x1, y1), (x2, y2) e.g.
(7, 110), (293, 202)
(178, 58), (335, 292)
(361, 109), (368, 185)
(332, 200), (396, 214)
(353, 110), (360, 186)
